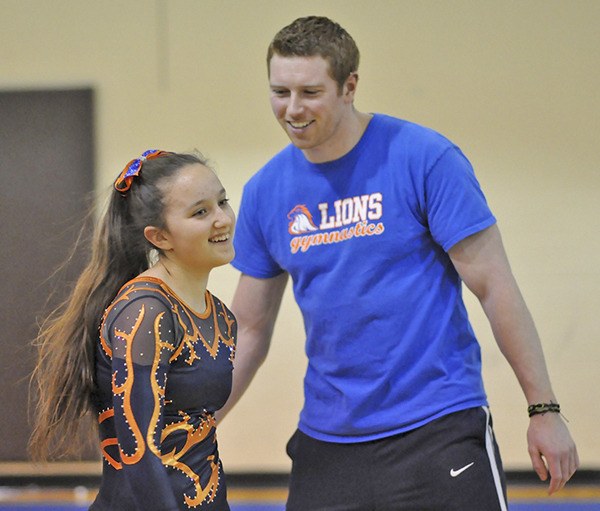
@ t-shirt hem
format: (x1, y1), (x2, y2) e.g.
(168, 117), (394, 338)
(442, 216), (497, 252)
(298, 399), (489, 444)
(230, 260), (285, 279)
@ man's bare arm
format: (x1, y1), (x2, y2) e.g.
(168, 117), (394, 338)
(217, 272), (288, 422)
(449, 224), (579, 494)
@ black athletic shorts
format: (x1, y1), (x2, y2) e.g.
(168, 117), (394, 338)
(285, 406), (508, 511)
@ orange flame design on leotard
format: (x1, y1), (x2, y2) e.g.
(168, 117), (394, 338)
(98, 279), (236, 508)
(111, 305), (148, 465)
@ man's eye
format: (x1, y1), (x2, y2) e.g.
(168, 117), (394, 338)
(194, 209), (207, 216)
(219, 198), (230, 207)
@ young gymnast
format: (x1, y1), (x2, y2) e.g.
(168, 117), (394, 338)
(31, 150), (237, 510)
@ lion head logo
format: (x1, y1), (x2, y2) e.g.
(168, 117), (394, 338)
(287, 205), (318, 235)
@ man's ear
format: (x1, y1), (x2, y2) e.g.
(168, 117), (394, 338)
(144, 225), (172, 251)
(344, 72), (359, 101)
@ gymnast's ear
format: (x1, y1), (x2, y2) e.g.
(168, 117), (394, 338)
(144, 225), (172, 251)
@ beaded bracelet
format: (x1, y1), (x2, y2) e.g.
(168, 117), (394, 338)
(528, 402), (560, 417)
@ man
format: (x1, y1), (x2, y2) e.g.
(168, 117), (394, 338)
(224, 15), (578, 510)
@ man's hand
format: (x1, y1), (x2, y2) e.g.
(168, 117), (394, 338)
(527, 412), (579, 494)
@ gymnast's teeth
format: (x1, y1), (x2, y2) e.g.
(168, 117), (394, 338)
(209, 234), (230, 243)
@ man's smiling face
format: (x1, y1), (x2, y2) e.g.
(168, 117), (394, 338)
(268, 54), (356, 163)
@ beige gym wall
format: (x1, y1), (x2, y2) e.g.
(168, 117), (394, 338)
(1, 0), (598, 472)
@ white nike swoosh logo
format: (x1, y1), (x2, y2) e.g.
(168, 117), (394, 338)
(450, 462), (475, 477)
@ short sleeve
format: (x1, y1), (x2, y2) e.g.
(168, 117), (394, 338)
(425, 147), (496, 251)
(232, 179), (285, 277)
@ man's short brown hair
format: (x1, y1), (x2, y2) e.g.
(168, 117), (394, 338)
(267, 16), (360, 92)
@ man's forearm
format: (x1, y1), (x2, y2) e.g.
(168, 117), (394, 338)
(479, 274), (556, 404)
(216, 327), (270, 422)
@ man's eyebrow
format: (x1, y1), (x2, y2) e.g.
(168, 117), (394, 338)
(271, 82), (323, 87)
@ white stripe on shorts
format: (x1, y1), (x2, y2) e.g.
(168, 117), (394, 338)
(483, 406), (508, 511)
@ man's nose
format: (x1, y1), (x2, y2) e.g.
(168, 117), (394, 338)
(287, 93), (304, 117)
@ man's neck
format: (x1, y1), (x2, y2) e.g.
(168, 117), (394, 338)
(303, 111), (373, 164)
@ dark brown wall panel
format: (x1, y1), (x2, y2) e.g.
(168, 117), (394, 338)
(0, 89), (95, 461)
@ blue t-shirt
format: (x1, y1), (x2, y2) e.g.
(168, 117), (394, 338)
(232, 114), (496, 442)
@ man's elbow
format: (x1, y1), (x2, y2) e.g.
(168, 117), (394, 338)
(239, 326), (273, 366)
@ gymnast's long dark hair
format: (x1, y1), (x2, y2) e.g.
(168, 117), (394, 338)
(29, 151), (206, 460)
